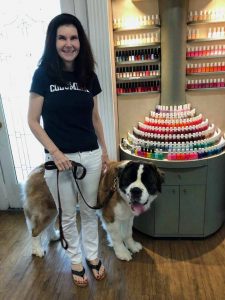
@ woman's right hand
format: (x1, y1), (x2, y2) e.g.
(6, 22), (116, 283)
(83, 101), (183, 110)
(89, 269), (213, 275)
(51, 149), (72, 171)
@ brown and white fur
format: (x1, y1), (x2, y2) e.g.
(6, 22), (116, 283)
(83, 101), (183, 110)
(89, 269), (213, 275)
(23, 165), (59, 257)
(23, 160), (164, 260)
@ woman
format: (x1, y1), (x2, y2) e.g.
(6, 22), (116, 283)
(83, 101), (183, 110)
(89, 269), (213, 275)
(28, 13), (109, 287)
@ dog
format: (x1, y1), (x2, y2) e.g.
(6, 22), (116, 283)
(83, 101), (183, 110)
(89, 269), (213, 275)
(23, 160), (164, 260)
(97, 160), (164, 261)
(23, 165), (60, 257)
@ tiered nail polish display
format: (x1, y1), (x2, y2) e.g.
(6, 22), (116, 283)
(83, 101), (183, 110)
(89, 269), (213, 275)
(121, 104), (225, 161)
(113, 14), (161, 95)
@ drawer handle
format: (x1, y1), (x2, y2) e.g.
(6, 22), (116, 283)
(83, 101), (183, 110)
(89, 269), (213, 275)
(183, 189), (187, 193)
(172, 189), (176, 194)
(177, 174), (181, 179)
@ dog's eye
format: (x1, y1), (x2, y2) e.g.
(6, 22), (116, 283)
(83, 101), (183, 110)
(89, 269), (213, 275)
(119, 168), (137, 190)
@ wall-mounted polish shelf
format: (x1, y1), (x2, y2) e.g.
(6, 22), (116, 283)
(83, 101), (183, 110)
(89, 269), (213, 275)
(187, 38), (225, 43)
(113, 24), (160, 32)
(187, 20), (225, 26)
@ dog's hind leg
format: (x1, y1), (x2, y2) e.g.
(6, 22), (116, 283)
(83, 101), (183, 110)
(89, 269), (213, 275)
(30, 209), (57, 237)
(123, 216), (142, 254)
(106, 221), (132, 261)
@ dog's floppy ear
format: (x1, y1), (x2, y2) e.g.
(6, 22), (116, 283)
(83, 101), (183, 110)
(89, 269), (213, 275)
(157, 168), (165, 184)
(156, 168), (165, 192)
(146, 162), (165, 193)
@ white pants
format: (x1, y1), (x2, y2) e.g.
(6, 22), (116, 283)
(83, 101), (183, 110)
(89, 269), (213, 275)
(44, 148), (102, 264)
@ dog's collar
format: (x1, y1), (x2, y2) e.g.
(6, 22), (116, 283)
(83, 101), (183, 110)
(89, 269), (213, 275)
(111, 176), (118, 192)
(98, 176), (118, 206)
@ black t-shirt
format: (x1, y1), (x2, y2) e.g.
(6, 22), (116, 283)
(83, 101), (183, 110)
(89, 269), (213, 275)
(30, 66), (102, 153)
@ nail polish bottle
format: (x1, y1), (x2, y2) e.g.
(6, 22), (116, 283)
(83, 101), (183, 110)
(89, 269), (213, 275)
(180, 149), (185, 160)
(210, 62), (214, 72)
(209, 79), (213, 88)
(154, 149), (159, 159)
(146, 149), (151, 159)
(177, 149), (182, 160)
(202, 63), (206, 73)
(202, 45), (207, 56)
(159, 149), (164, 160)
(171, 149), (177, 160)
(167, 150), (172, 160)
(189, 151), (195, 160)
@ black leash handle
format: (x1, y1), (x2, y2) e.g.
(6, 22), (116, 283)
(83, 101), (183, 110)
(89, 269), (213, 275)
(45, 160), (86, 179)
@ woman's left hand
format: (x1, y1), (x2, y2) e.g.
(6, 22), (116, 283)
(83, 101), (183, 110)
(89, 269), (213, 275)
(101, 152), (109, 173)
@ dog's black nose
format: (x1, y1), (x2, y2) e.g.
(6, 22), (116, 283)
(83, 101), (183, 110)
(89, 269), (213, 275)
(130, 187), (142, 197)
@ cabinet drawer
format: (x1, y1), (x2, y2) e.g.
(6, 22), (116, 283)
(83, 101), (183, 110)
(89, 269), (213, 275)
(155, 186), (179, 235)
(179, 185), (205, 235)
(162, 166), (207, 185)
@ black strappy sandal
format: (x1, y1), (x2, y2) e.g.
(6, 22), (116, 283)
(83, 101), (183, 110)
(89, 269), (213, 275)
(71, 268), (88, 287)
(86, 259), (106, 281)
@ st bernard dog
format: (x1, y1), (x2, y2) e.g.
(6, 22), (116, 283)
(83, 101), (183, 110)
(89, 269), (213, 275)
(23, 160), (164, 260)
(97, 160), (164, 261)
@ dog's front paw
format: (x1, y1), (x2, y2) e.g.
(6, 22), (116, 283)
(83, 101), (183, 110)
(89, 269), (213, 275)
(114, 245), (132, 261)
(125, 239), (143, 253)
(31, 236), (45, 257)
(32, 246), (46, 257)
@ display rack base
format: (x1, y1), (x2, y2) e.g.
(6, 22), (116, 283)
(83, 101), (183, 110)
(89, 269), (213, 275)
(120, 146), (225, 238)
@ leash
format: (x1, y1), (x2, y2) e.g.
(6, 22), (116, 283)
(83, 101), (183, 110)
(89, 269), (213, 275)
(44, 160), (117, 249)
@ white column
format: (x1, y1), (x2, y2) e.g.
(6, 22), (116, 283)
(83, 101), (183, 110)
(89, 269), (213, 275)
(73, 0), (89, 35)
(85, 0), (118, 160)
(60, 0), (89, 37)
(60, 0), (75, 14)
(65, 0), (118, 160)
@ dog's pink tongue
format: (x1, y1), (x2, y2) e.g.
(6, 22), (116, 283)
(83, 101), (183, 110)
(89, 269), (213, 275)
(131, 203), (145, 215)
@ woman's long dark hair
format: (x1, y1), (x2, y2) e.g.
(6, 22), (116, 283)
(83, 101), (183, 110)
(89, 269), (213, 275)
(39, 13), (95, 88)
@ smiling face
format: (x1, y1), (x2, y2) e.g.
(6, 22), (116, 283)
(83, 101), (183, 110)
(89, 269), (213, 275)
(56, 24), (80, 71)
